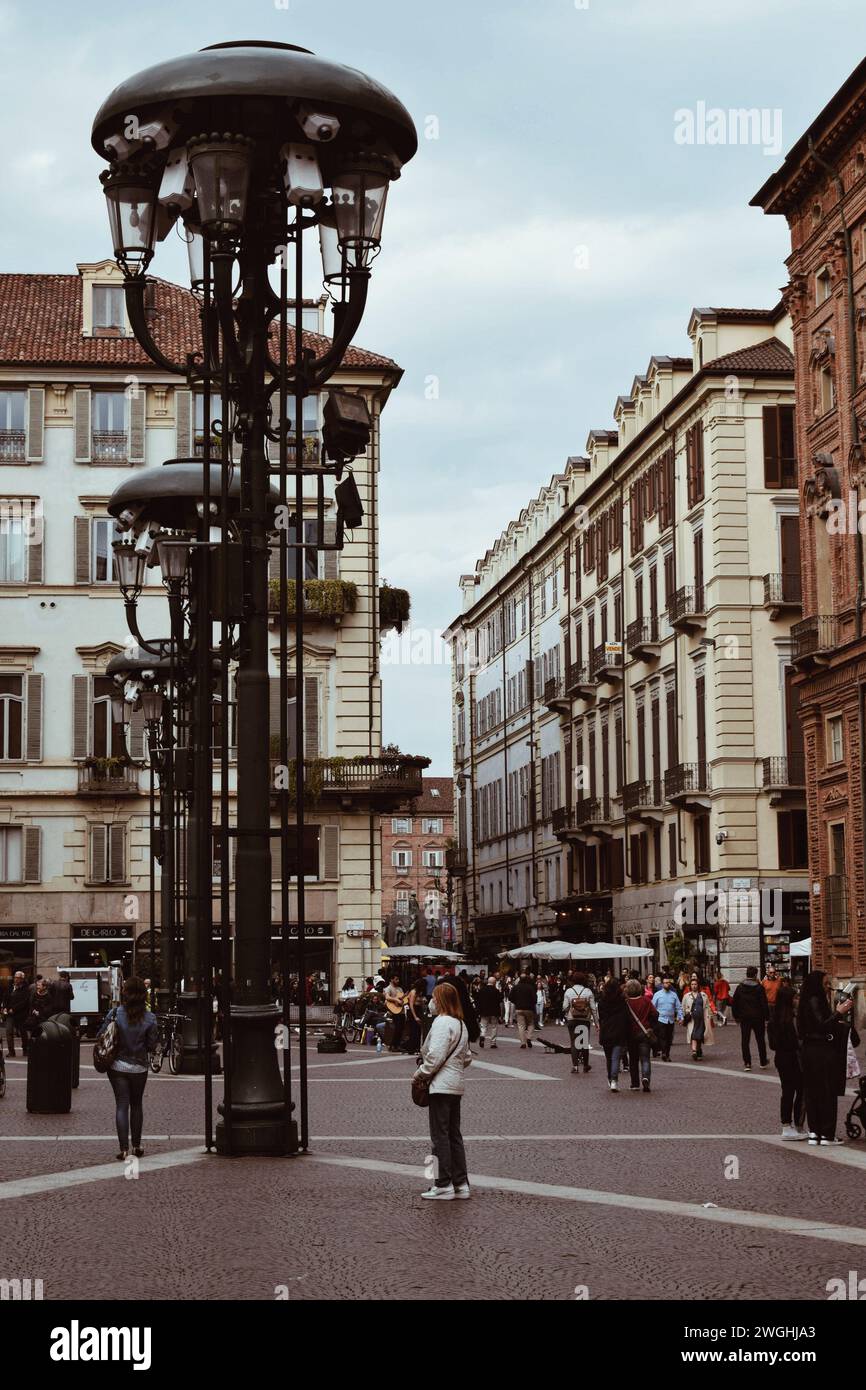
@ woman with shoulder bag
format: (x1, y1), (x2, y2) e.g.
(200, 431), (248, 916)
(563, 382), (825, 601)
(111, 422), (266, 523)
(412, 981), (473, 1201)
(96, 976), (158, 1161)
(624, 979), (658, 1092)
(682, 973), (716, 1062)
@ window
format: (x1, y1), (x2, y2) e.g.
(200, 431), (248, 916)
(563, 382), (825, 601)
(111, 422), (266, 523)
(815, 266), (832, 304)
(91, 517), (124, 584)
(92, 392), (128, 463)
(820, 367), (835, 415)
(395, 888), (410, 913)
(422, 849), (444, 869)
(827, 715), (844, 765)
(93, 285), (126, 331)
(686, 424), (704, 508)
(0, 513), (27, 582)
(392, 848), (412, 871)
(0, 826), (22, 882)
(778, 810), (808, 870)
(668, 821), (677, 877)
(694, 815), (710, 874)
(422, 818), (443, 834)
(302, 307), (320, 333)
(0, 391), (26, 461)
(193, 392), (222, 456)
(92, 676), (126, 760)
(762, 406), (797, 488)
(89, 823), (126, 884)
(392, 817), (412, 834)
(0, 676), (23, 759)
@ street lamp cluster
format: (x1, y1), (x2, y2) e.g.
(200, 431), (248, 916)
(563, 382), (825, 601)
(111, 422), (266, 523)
(90, 40), (416, 1155)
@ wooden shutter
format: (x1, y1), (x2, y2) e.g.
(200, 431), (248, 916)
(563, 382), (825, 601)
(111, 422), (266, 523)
(322, 516), (339, 579)
(26, 388), (45, 463)
(230, 830), (237, 883)
(320, 824), (339, 880)
(74, 517), (91, 584)
(90, 824), (108, 882)
(268, 676), (282, 741)
(27, 519), (43, 583)
(175, 388), (193, 456)
(127, 706), (145, 762)
(22, 826), (42, 883)
(73, 388), (91, 463)
(763, 407), (781, 488)
(304, 675), (319, 758)
(127, 387), (146, 464)
(25, 673), (43, 762)
(72, 675), (90, 759)
(109, 823), (126, 883)
(272, 830), (282, 884)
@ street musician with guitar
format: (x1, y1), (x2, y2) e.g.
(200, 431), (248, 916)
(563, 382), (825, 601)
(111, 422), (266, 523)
(384, 975), (407, 1052)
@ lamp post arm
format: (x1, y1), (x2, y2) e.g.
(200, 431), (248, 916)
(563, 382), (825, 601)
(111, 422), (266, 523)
(124, 278), (188, 376)
(308, 271), (370, 387)
(211, 252), (244, 371)
(124, 599), (173, 658)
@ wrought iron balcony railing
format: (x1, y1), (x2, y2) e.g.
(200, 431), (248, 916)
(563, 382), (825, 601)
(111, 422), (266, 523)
(664, 762), (711, 801)
(622, 778), (664, 813)
(573, 794), (611, 826)
(92, 431), (128, 463)
(566, 661), (595, 697)
(761, 754), (806, 789)
(590, 643), (623, 681)
(270, 754), (428, 807)
(543, 675), (566, 707)
(763, 572), (802, 609)
(791, 615), (838, 664)
(78, 763), (141, 795)
(0, 429), (25, 462)
(625, 617), (659, 657)
(667, 584), (705, 628)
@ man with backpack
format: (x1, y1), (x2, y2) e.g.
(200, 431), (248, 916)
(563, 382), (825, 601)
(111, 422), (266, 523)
(562, 972), (598, 1073)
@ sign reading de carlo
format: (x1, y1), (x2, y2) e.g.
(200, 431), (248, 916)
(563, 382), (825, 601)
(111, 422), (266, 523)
(75, 927), (134, 940)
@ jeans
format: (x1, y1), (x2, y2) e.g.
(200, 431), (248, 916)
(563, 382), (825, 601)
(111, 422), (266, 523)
(775, 1049), (805, 1127)
(480, 1015), (499, 1043)
(515, 1010), (536, 1045)
(566, 1019), (590, 1068)
(740, 1020), (767, 1067)
(428, 1093), (468, 1188)
(108, 1068), (148, 1150)
(628, 1039), (652, 1087)
(503, 999), (514, 1026)
(603, 1043), (623, 1082)
(536, 1003), (545, 1028)
(657, 1021), (675, 1058)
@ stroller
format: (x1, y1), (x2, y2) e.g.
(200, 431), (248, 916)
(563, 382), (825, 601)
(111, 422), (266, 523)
(844, 1075), (866, 1140)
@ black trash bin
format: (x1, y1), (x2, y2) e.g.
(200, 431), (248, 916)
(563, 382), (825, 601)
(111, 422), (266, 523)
(55, 1014), (81, 1090)
(26, 1014), (73, 1114)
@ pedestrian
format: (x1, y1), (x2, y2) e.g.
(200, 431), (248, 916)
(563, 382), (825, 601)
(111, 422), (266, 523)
(423, 966), (437, 999)
(510, 972), (537, 1049)
(53, 971), (75, 1015)
(340, 976), (359, 1001)
(4, 971), (31, 1057)
(762, 964), (781, 1010)
(682, 973), (716, 1062)
(535, 975), (548, 1030)
(624, 979), (658, 1092)
(598, 978), (630, 1092)
(732, 966), (770, 1071)
(502, 975), (515, 1028)
(384, 975), (407, 1053)
(476, 976), (502, 1049)
(439, 968), (480, 1043)
(714, 972), (731, 1025)
(798, 970), (855, 1145)
(27, 976), (56, 1028)
(97, 976), (158, 1161)
(562, 971), (597, 1073)
(414, 981), (473, 1200)
(651, 975), (683, 1060)
(768, 981), (808, 1141)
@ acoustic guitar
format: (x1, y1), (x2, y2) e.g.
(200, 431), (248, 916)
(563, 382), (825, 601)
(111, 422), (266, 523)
(384, 990), (406, 1016)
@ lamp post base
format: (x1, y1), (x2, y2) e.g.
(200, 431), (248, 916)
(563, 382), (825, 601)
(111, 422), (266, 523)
(215, 1002), (296, 1156)
(178, 990), (222, 1075)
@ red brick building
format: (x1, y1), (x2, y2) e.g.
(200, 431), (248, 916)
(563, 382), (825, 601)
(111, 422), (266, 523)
(381, 777), (455, 946)
(753, 58), (866, 986)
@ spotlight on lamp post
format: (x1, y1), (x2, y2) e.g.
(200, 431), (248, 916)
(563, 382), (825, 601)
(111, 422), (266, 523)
(93, 40), (417, 1157)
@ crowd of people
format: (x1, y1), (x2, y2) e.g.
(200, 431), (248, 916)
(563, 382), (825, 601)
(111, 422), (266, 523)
(0, 970), (75, 1057)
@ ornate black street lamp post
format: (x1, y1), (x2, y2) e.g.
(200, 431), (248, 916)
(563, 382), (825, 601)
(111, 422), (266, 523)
(92, 41), (416, 1155)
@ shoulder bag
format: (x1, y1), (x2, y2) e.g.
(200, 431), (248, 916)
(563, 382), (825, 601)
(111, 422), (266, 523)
(93, 1007), (119, 1074)
(411, 1022), (465, 1108)
(627, 1000), (658, 1050)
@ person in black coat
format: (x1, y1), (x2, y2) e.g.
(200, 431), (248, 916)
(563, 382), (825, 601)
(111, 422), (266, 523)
(475, 979), (502, 1049)
(440, 970), (480, 1043)
(598, 979), (630, 1091)
(731, 966), (770, 1070)
(797, 970), (855, 1144)
(4, 973), (31, 1057)
(768, 982), (806, 1139)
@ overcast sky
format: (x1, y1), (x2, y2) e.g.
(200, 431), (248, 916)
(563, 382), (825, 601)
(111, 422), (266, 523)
(3, 0), (866, 773)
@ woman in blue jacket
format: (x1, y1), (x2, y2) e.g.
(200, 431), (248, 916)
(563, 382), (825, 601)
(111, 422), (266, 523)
(97, 976), (158, 1160)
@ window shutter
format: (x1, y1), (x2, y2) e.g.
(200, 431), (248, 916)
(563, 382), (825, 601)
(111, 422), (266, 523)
(74, 516), (91, 584)
(230, 831), (237, 883)
(109, 823), (126, 883)
(127, 387), (146, 464)
(74, 388), (92, 463)
(25, 673), (43, 762)
(175, 388), (193, 455)
(320, 826), (339, 880)
(268, 544), (281, 582)
(23, 826), (42, 883)
(26, 388), (45, 462)
(72, 675), (90, 759)
(304, 675), (319, 758)
(90, 824), (108, 882)
(27, 520), (43, 583)
(763, 407), (781, 488)
(127, 706), (145, 762)
(268, 676), (282, 742)
(272, 831), (282, 884)
(322, 517), (339, 579)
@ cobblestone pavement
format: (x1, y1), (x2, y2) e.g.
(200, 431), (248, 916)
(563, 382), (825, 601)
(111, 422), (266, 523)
(2, 1021), (865, 1301)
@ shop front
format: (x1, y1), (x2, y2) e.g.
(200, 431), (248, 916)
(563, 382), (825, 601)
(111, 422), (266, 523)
(70, 925), (135, 975)
(760, 891), (811, 980)
(471, 910), (524, 964)
(0, 927), (35, 983)
(270, 924), (334, 1004)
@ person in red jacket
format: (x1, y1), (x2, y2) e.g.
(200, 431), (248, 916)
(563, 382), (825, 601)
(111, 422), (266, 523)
(624, 979), (658, 1092)
(714, 973), (731, 1026)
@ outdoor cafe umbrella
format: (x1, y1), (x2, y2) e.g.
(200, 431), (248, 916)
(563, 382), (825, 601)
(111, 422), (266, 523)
(506, 941), (653, 962)
(380, 945), (465, 961)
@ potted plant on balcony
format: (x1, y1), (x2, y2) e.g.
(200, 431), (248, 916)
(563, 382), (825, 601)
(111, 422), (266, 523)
(379, 581), (411, 633)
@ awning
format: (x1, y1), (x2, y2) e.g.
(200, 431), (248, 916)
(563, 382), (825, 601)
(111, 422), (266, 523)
(506, 940), (653, 962)
(380, 945), (465, 961)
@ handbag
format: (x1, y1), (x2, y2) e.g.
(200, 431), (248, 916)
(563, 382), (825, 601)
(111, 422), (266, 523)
(411, 1022), (465, 1108)
(627, 1000), (658, 1049)
(93, 1007), (119, 1074)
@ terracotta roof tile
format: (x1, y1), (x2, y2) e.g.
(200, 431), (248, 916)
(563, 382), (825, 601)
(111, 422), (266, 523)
(395, 776), (454, 815)
(703, 336), (794, 374)
(0, 272), (400, 373)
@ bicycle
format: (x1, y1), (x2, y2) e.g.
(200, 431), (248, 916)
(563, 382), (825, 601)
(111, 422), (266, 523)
(150, 1012), (186, 1075)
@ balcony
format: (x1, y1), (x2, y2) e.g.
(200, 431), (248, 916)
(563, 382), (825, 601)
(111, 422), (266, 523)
(445, 846), (468, 876)
(78, 762), (141, 796)
(0, 429), (25, 462)
(622, 777), (665, 820)
(590, 642), (624, 684)
(824, 874), (848, 938)
(791, 615), (838, 669)
(760, 754), (806, 806)
(543, 675), (571, 713)
(554, 795), (616, 840)
(379, 584), (411, 634)
(566, 661), (596, 700)
(270, 753), (429, 810)
(664, 761), (711, 811)
(762, 572), (802, 618)
(667, 584), (706, 633)
(268, 578), (358, 626)
(92, 431), (128, 464)
(626, 617), (660, 661)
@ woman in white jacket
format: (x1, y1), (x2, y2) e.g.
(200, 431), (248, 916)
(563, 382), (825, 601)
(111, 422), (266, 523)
(414, 981), (473, 1201)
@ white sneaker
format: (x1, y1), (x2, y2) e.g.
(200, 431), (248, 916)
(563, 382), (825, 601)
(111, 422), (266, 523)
(781, 1125), (799, 1141)
(820, 1137), (844, 1146)
(795, 1129), (810, 1141)
(453, 1183), (471, 1199)
(609, 1079), (618, 1092)
(421, 1184), (455, 1200)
